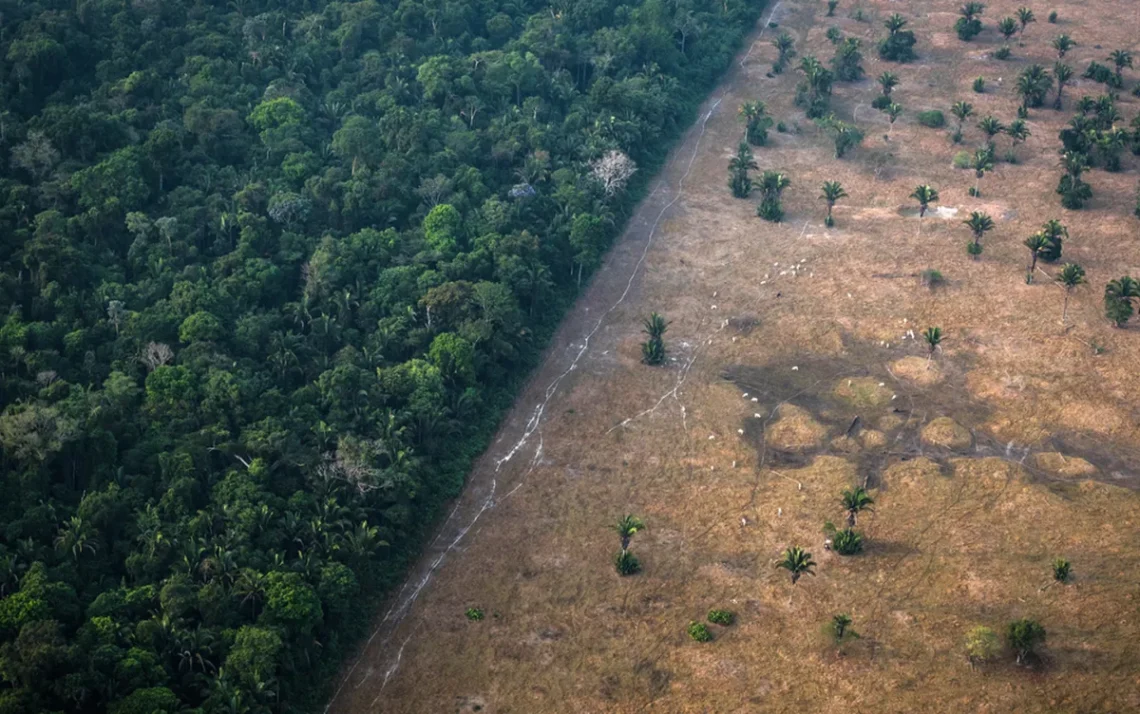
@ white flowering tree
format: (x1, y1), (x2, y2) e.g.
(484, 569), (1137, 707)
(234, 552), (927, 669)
(590, 150), (637, 197)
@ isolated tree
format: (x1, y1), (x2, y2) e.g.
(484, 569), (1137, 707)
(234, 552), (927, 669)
(757, 171), (791, 222)
(796, 56), (835, 118)
(910, 184), (939, 220)
(840, 486), (874, 528)
(978, 116), (1005, 148)
(997, 17), (1017, 43)
(1024, 232), (1052, 279)
(820, 181), (848, 227)
(832, 37), (865, 82)
(1053, 262), (1080, 321)
(776, 546), (816, 584)
(963, 211), (994, 258)
(951, 100), (974, 139)
(641, 313), (668, 364)
(1053, 62), (1073, 109)
(739, 101), (774, 146)
(773, 32), (797, 73)
(613, 515), (645, 551)
(1007, 618), (1046, 665)
(1015, 64), (1052, 109)
(591, 150), (637, 197)
(878, 70), (900, 97)
(1109, 49), (1133, 80)
(1094, 127), (1128, 172)
(1104, 276), (1140, 327)
(884, 13), (907, 35)
(923, 326), (943, 364)
(1051, 557), (1072, 583)
(1052, 34), (1074, 59)
(728, 142), (758, 198)
(965, 626), (1001, 669)
(1015, 7), (1035, 45)
(885, 103), (904, 137)
(971, 147), (995, 196)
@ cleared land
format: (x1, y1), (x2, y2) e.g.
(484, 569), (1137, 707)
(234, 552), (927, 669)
(329, 0), (1140, 711)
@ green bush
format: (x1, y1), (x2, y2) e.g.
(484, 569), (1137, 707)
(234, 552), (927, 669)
(615, 550), (642, 576)
(921, 269), (946, 288)
(1048, 10), (1058, 22)
(687, 621), (713, 642)
(966, 241), (984, 258)
(952, 151), (973, 169)
(465, 607), (485, 621)
(1052, 558), (1072, 583)
(955, 17), (982, 41)
(832, 528), (864, 555)
(878, 31), (918, 62)
(973, 76), (986, 93)
(994, 46), (1011, 60)
(871, 95), (893, 110)
(707, 609), (736, 626)
(917, 110), (945, 128)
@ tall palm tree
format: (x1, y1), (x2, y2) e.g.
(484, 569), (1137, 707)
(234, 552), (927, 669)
(1015, 64), (1052, 109)
(886, 102), (903, 137)
(613, 515), (645, 551)
(922, 326), (943, 364)
(963, 211), (994, 257)
(1109, 49), (1133, 80)
(951, 100), (974, 137)
(728, 142), (758, 198)
(820, 181), (847, 227)
(776, 546), (816, 585)
(978, 115), (1005, 148)
(1006, 118), (1030, 151)
(972, 146), (995, 196)
(1039, 218), (1066, 262)
(739, 101), (774, 146)
(1052, 62), (1073, 110)
(773, 32), (796, 68)
(910, 184), (939, 219)
(1024, 232), (1052, 279)
(878, 70), (900, 96)
(757, 171), (791, 222)
(1056, 263), (1086, 324)
(840, 486), (875, 528)
(1052, 34), (1074, 59)
(1015, 7), (1035, 45)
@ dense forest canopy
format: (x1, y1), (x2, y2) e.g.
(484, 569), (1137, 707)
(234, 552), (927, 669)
(0, 0), (764, 711)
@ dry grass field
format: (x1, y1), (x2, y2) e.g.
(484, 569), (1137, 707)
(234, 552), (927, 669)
(328, 1), (1140, 711)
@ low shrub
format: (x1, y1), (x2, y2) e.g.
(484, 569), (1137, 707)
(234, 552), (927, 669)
(707, 609), (736, 626)
(871, 95), (893, 110)
(1048, 10), (1058, 22)
(921, 268), (945, 288)
(917, 110), (945, 128)
(615, 550), (642, 575)
(832, 528), (864, 555)
(687, 621), (713, 642)
(994, 46), (1011, 60)
(952, 150), (973, 168)
(466, 607), (485, 621)
(973, 76), (986, 93)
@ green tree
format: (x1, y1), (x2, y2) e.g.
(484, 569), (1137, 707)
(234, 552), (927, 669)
(971, 147), (995, 196)
(840, 486), (874, 528)
(923, 326), (943, 363)
(997, 17), (1018, 43)
(757, 171), (791, 222)
(1104, 276), (1140, 327)
(820, 181), (848, 227)
(827, 613), (859, 645)
(1015, 7), (1035, 45)
(1109, 49), (1132, 79)
(1015, 64), (1053, 109)
(977, 116), (1005, 148)
(613, 515), (645, 551)
(910, 184), (939, 219)
(951, 100), (974, 138)
(728, 142), (758, 198)
(1053, 63), (1073, 109)
(963, 211), (994, 258)
(738, 101), (774, 146)
(965, 626), (1001, 668)
(1006, 618), (1046, 665)
(773, 32), (797, 72)
(1024, 232), (1052, 280)
(776, 546), (816, 584)
(1052, 34), (1074, 58)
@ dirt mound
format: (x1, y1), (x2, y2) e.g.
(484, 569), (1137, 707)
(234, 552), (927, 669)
(1032, 452), (1098, 478)
(921, 417), (973, 451)
(766, 404), (827, 451)
(890, 356), (943, 385)
(833, 377), (894, 409)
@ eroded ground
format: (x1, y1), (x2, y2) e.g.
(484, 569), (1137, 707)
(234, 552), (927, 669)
(329, 0), (1140, 711)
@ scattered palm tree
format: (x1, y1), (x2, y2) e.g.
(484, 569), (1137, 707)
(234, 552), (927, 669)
(1052, 557), (1072, 583)
(1052, 34), (1074, 59)
(1109, 49), (1133, 80)
(963, 211), (994, 258)
(827, 613), (860, 645)
(840, 486), (874, 528)
(997, 17), (1017, 43)
(820, 180), (847, 227)
(1104, 276), (1140, 327)
(1015, 64), (1053, 109)
(613, 515), (645, 551)
(1007, 618), (1046, 665)
(1056, 263), (1085, 324)
(1057, 151), (1092, 209)
(641, 313), (668, 364)
(886, 102), (904, 137)
(884, 13), (907, 35)
(922, 326), (943, 365)
(728, 142), (758, 198)
(951, 100), (974, 141)
(1015, 7), (1035, 45)
(1039, 218), (1066, 262)
(1006, 118), (1030, 152)
(910, 184), (939, 221)
(1052, 62), (1073, 110)
(739, 101), (774, 146)
(775, 546), (816, 585)
(757, 170), (791, 222)
(977, 115), (1005, 148)
(773, 32), (797, 72)
(878, 70), (899, 96)
(971, 146), (994, 197)
(1024, 232), (1052, 281)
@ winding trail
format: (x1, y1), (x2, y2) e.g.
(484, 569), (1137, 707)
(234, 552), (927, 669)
(324, 5), (789, 710)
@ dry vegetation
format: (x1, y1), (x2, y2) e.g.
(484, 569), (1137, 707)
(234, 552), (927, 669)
(330, 1), (1140, 711)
